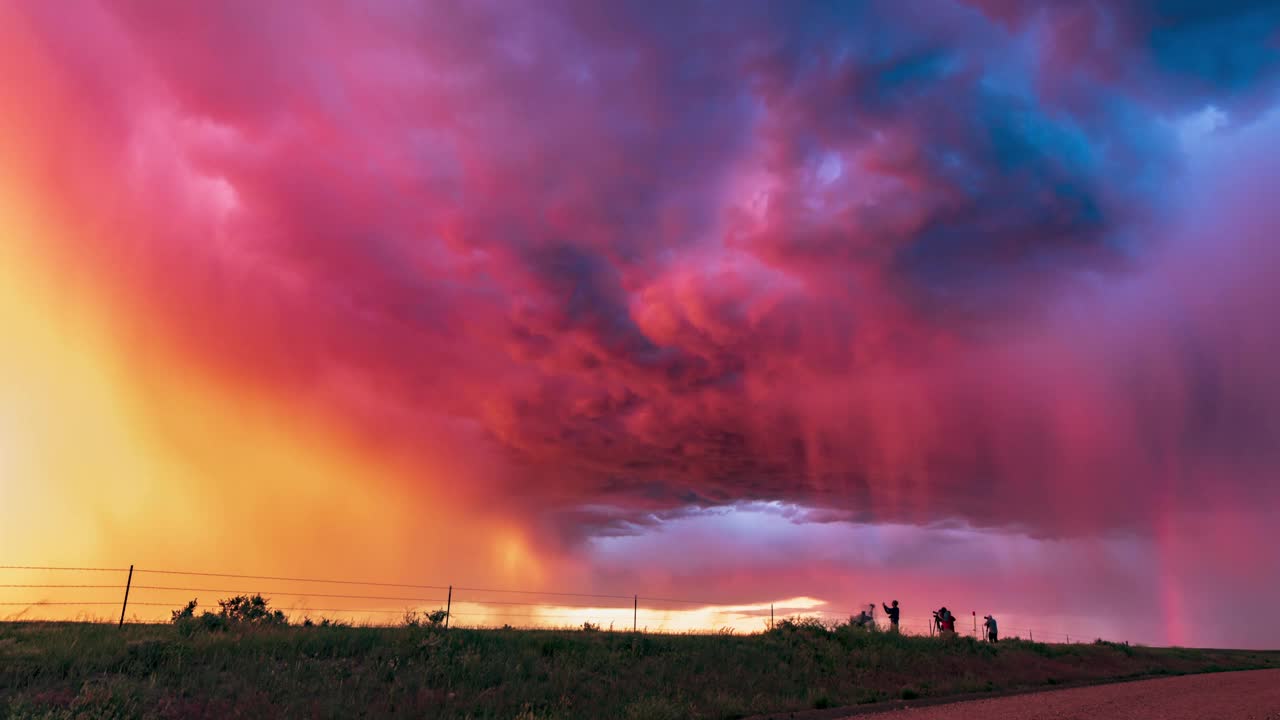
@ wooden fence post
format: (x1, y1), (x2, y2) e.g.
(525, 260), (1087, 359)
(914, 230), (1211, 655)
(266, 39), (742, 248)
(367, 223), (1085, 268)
(118, 564), (134, 629)
(633, 595), (637, 633)
(445, 585), (452, 630)
(770, 603), (774, 631)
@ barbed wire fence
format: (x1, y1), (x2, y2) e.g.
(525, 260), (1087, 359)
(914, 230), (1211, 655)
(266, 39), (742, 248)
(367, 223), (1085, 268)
(0, 564), (1111, 644)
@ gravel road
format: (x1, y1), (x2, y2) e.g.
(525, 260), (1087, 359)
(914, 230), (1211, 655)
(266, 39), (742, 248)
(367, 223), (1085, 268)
(868, 669), (1280, 720)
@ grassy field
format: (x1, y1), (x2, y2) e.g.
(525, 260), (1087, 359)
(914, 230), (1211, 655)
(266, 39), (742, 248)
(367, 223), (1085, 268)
(2, 619), (1276, 719)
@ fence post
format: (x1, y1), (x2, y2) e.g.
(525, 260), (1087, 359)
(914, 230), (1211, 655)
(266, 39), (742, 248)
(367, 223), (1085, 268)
(972, 611), (976, 638)
(445, 585), (452, 630)
(1029, 629), (1033, 642)
(633, 595), (637, 633)
(118, 564), (134, 629)
(770, 603), (774, 631)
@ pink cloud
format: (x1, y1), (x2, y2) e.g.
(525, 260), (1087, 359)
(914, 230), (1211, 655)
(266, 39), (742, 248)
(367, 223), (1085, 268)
(3, 0), (1278, 646)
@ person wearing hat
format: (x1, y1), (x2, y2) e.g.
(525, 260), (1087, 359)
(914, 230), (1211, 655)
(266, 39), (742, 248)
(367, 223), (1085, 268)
(983, 614), (998, 643)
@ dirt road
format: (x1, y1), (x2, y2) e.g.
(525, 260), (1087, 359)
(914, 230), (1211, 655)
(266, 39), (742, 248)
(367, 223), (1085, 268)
(868, 669), (1280, 719)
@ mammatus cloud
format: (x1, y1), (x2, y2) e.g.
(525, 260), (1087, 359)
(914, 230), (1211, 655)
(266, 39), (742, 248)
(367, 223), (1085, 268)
(1, 1), (1278, 646)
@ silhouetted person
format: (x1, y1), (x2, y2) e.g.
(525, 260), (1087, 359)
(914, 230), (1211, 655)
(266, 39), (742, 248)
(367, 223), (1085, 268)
(852, 608), (874, 629)
(938, 606), (956, 635)
(882, 600), (900, 631)
(983, 615), (998, 643)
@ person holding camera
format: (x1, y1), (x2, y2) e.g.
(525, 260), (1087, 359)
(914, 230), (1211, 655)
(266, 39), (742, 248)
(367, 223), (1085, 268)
(852, 607), (874, 629)
(882, 600), (900, 632)
(934, 606), (956, 635)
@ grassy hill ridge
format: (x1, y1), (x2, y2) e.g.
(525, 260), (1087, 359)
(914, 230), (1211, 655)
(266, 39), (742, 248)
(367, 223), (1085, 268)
(2, 620), (1275, 719)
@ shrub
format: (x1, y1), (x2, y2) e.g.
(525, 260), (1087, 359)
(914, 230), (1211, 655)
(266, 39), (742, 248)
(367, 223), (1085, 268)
(171, 599), (223, 636)
(581, 622), (601, 632)
(773, 616), (830, 636)
(302, 617), (348, 628)
(169, 594), (286, 634)
(171, 600), (199, 623)
(403, 609), (449, 629)
(198, 612), (229, 633)
(217, 595), (288, 626)
(1094, 639), (1135, 656)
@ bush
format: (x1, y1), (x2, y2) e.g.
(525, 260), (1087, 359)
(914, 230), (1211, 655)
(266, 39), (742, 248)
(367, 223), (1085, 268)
(171, 600), (199, 623)
(1094, 639), (1135, 656)
(773, 616), (830, 636)
(169, 594), (286, 634)
(198, 612), (229, 633)
(302, 617), (348, 628)
(581, 622), (601, 632)
(218, 595), (287, 626)
(171, 599), (223, 636)
(403, 609), (449, 629)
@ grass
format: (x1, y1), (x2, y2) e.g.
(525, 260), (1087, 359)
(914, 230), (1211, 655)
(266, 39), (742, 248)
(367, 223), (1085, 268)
(1, 619), (1276, 719)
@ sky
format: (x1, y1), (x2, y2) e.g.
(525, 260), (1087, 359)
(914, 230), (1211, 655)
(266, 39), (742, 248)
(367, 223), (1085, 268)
(1, 1), (1279, 648)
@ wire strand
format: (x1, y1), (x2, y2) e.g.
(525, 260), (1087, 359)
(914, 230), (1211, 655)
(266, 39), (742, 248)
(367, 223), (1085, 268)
(0, 597), (122, 602)
(132, 568), (451, 591)
(641, 596), (732, 606)
(0, 584), (125, 589)
(0, 565), (130, 572)
(437, 597), (632, 610)
(134, 569), (632, 601)
(449, 611), (625, 620)
(452, 586), (633, 601)
(129, 586), (445, 604)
